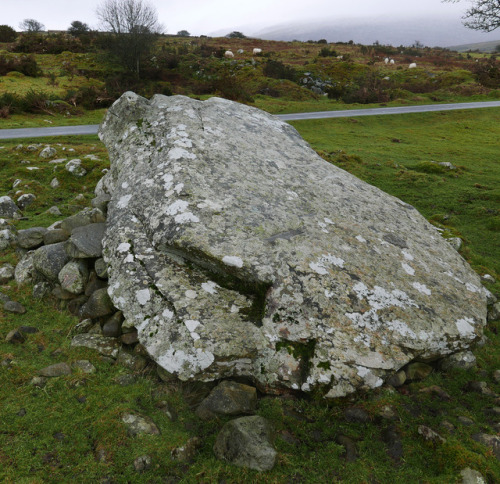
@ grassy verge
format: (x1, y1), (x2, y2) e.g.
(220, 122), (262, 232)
(1, 110), (499, 482)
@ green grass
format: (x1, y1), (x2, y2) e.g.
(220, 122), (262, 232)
(1, 109), (500, 482)
(0, 109), (106, 129)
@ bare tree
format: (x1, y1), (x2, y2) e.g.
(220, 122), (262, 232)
(19, 18), (45, 33)
(443, 1), (500, 32)
(96, 0), (164, 74)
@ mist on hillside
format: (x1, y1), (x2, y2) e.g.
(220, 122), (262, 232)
(210, 15), (500, 48)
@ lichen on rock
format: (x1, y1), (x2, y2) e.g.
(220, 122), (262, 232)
(97, 92), (489, 398)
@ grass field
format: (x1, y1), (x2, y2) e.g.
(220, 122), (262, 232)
(0, 108), (499, 482)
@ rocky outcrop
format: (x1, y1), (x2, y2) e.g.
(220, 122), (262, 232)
(95, 93), (490, 398)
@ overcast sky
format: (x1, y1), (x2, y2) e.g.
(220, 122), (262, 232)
(3, 0), (470, 35)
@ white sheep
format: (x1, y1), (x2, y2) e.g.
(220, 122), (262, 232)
(384, 57), (389, 64)
(390, 59), (395, 65)
(337, 55), (343, 60)
(252, 48), (262, 55)
(409, 62), (417, 69)
(224, 50), (234, 58)
(237, 49), (244, 54)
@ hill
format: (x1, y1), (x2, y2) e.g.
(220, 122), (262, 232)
(448, 39), (500, 53)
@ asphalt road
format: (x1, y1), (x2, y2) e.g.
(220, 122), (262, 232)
(1, 101), (500, 140)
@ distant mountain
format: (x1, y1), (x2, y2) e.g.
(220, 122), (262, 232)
(447, 40), (500, 52)
(243, 16), (500, 48)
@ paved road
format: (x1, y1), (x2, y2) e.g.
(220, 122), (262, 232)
(1, 101), (500, 140)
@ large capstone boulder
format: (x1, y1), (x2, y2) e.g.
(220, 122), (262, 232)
(97, 92), (489, 398)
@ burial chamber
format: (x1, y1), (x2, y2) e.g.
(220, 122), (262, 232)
(96, 92), (488, 398)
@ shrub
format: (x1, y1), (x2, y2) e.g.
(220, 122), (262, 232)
(319, 47), (338, 57)
(0, 25), (17, 42)
(263, 60), (297, 81)
(0, 54), (40, 77)
(471, 58), (500, 88)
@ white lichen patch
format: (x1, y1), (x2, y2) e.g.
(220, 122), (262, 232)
(185, 290), (197, 299)
(222, 256), (244, 268)
(353, 282), (417, 311)
(309, 254), (345, 275)
(402, 249), (414, 261)
(402, 263), (415, 276)
(356, 365), (383, 388)
(184, 319), (201, 332)
(174, 212), (199, 224)
(124, 254), (134, 263)
(136, 289), (151, 305)
(201, 281), (219, 294)
(157, 348), (214, 375)
(456, 318), (476, 337)
(356, 235), (366, 243)
(412, 282), (431, 295)
(117, 195), (133, 208)
(386, 320), (417, 339)
(166, 200), (189, 215)
(168, 147), (196, 161)
(117, 242), (131, 253)
(465, 282), (480, 293)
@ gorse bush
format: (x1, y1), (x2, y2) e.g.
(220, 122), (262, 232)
(263, 60), (298, 81)
(0, 54), (40, 77)
(0, 25), (17, 43)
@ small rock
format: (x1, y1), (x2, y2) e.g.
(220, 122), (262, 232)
(378, 405), (398, 420)
(116, 349), (147, 371)
(72, 360), (96, 374)
(382, 425), (403, 462)
(457, 416), (475, 426)
(419, 385), (451, 400)
(30, 376), (47, 387)
(121, 413), (160, 436)
(460, 467), (486, 484)
(438, 161), (456, 170)
(115, 374), (137, 386)
(440, 420), (455, 433)
(488, 302), (500, 322)
(418, 425), (446, 444)
(16, 194), (36, 211)
(50, 178), (60, 189)
(464, 381), (495, 396)
(439, 351), (477, 371)
(58, 260), (89, 295)
(4, 301), (27, 314)
(71, 333), (120, 358)
(133, 455), (152, 472)
(0, 228), (15, 251)
(344, 407), (371, 423)
(5, 329), (26, 344)
(94, 258), (108, 279)
(471, 433), (500, 460)
(15, 251), (35, 285)
(446, 237), (462, 251)
(386, 370), (406, 387)
(33, 242), (70, 282)
(43, 229), (68, 245)
(482, 274), (496, 283)
(39, 362), (72, 377)
(84, 271), (108, 296)
(120, 331), (138, 345)
(65, 159), (87, 177)
(405, 362), (433, 380)
(213, 416), (277, 471)
(0, 196), (22, 219)
(80, 288), (115, 319)
(40, 146), (57, 158)
(0, 264), (15, 284)
(102, 311), (123, 337)
(171, 437), (200, 462)
(196, 380), (258, 420)
(336, 435), (358, 462)
(65, 223), (106, 258)
(17, 227), (48, 249)
(492, 370), (500, 383)
(19, 326), (38, 334)
(17, 408), (27, 417)
(71, 319), (94, 335)
(60, 208), (105, 233)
